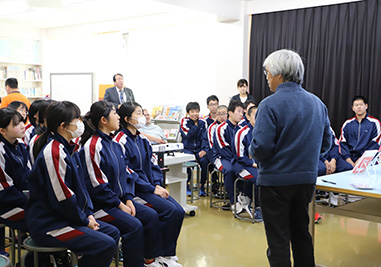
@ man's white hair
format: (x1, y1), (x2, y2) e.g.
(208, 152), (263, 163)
(263, 49), (304, 85)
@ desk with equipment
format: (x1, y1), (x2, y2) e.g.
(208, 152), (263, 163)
(310, 164), (381, 243)
(152, 143), (198, 216)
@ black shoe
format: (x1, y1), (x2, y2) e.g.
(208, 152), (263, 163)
(221, 203), (231, 210)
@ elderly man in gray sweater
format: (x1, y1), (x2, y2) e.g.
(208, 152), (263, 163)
(250, 49), (331, 267)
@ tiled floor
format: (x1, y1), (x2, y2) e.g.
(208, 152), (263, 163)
(176, 197), (381, 267)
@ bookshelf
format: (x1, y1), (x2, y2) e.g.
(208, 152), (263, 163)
(151, 105), (184, 142)
(0, 62), (44, 99)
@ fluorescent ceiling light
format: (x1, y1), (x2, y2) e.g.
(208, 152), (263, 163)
(0, 0), (29, 17)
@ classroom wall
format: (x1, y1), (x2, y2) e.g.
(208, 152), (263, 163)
(43, 18), (243, 116)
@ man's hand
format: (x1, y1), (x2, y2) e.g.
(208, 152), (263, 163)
(199, 150), (206, 158)
(126, 200), (136, 217)
(154, 185), (170, 199)
(346, 158), (355, 167)
(87, 215), (100, 231)
(327, 158), (337, 174)
(118, 201), (132, 215)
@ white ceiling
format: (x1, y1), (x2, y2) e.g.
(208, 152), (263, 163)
(0, 0), (217, 29)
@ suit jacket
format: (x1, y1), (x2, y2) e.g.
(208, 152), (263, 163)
(103, 86), (135, 110)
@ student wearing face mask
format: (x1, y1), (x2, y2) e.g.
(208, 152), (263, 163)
(26, 101), (120, 267)
(80, 100), (164, 267)
(115, 101), (184, 267)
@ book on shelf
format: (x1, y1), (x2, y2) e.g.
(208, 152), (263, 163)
(0, 65), (42, 81)
(163, 129), (179, 140)
(0, 66), (7, 79)
(151, 105), (182, 121)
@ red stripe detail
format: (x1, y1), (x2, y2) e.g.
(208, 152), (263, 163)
(114, 132), (124, 143)
(55, 229), (85, 242)
(89, 136), (105, 185)
(208, 122), (217, 147)
(98, 214), (115, 223)
(218, 165), (223, 171)
(180, 118), (189, 133)
(144, 203), (154, 208)
(7, 210), (25, 221)
(236, 126), (247, 157)
(25, 124), (33, 130)
(243, 174), (254, 180)
(217, 122), (227, 148)
(51, 141), (72, 199)
(0, 167), (10, 190)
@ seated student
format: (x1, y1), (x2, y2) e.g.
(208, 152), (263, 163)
(0, 108), (30, 232)
(339, 95), (381, 167)
(232, 106), (262, 221)
(26, 101), (120, 267)
(231, 79), (255, 104)
(80, 101), (163, 267)
(318, 127), (353, 176)
(24, 99), (55, 146)
(8, 101), (28, 124)
(115, 102), (184, 267)
(204, 95), (219, 127)
(179, 102), (209, 196)
(213, 100), (244, 210)
(140, 108), (167, 145)
(238, 99), (256, 127)
(207, 105), (228, 162)
(21, 99), (42, 145)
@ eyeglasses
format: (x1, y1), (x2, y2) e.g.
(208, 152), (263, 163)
(217, 113), (227, 116)
(208, 103), (218, 107)
(263, 69), (268, 76)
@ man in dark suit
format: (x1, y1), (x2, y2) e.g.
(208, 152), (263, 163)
(104, 73), (135, 110)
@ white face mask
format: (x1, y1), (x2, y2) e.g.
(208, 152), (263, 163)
(132, 116), (146, 129)
(66, 121), (85, 139)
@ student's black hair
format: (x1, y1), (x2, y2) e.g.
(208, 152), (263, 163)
(217, 105), (228, 111)
(186, 102), (200, 113)
(80, 100), (115, 146)
(33, 101), (81, 159)
(28, 100), (44, 127)
(35, 99), (55, 135)
(228, 100), (244, 113)
(118, 101), (142, 128)
(247, 106), (258, 117)
(113, 73), (123, 82)
(0, 108), (23, 132)
(237, 79), (248, 87)
(5, 78), (18, 89)
(206, 95), (219, 105)
(7, 101), (28, 123)
(243, 99), (256, 110)
(352, 95), (367, 105)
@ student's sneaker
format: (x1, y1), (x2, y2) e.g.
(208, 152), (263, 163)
(157, 256), (183, 267)
(231, 203), (244, 215)
(315, 212), (322, 223)
(199, 185), (206, 197)
(144, 259), (162, 267)
(237, 192), (251, 206)
(169, 256), (179, 262)
(221, 202), (231, 210)
(254, 207), (263, 223)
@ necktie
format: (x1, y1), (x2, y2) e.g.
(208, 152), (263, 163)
(119, 90), (124, 103)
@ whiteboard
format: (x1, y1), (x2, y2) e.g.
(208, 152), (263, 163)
(50, 73), (95, 115)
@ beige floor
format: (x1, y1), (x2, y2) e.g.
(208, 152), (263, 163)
(176, 197), (381, 267)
